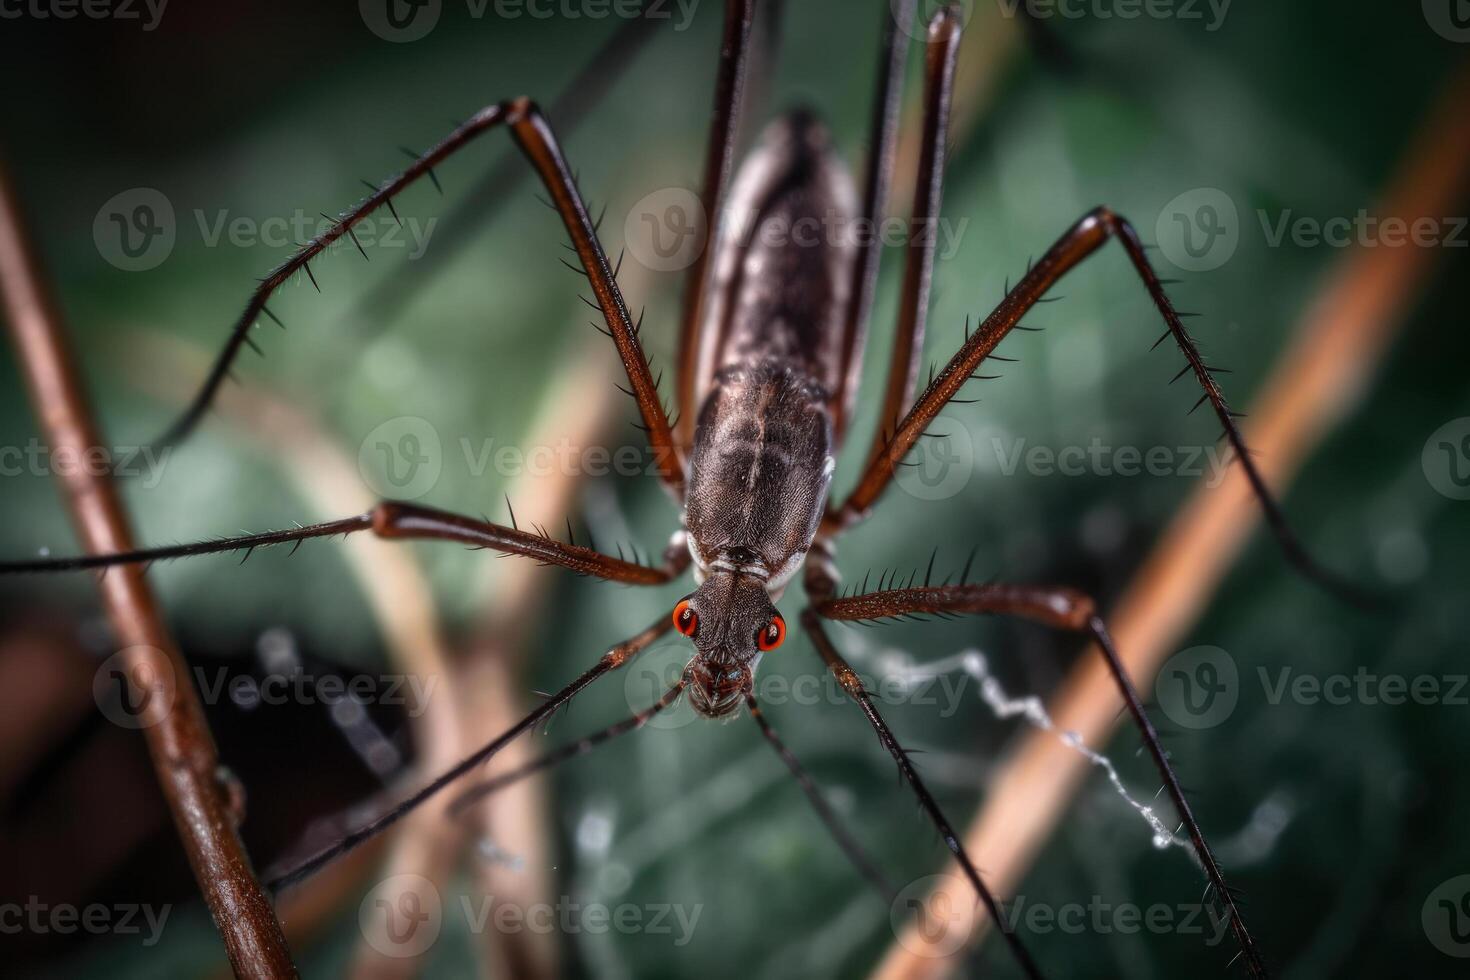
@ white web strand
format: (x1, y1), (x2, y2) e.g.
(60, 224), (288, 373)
(861, 642), (1200, 867)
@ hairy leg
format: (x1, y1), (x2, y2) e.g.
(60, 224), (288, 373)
(827, 205), (1362, 604)
(159, 100), (686, 492)
(0, 500), (689, 586)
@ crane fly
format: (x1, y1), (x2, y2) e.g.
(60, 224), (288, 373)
(0, 1), (1373, 976)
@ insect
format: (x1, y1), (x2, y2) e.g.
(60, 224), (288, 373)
(0, 1), (1368, 976)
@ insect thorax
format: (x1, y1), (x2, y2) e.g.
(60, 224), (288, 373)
(684, 361), (834, 593)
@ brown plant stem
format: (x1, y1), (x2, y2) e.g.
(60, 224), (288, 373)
(0, 163), (297, 977)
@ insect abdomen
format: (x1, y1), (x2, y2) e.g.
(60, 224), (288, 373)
(695, 109), (858, 406)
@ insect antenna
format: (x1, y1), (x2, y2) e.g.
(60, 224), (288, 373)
(746, 694), (895, 900)
(264, 614), (670, 892)
(447, 680), (686, 817)
(445, 687), (899, 905)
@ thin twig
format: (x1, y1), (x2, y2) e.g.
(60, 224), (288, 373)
(873, 59), (1470, 978)
(0, 163), (297, 977)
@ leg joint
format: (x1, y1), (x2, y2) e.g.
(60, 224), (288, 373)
(371, 500), (407, 537)
(502, 96), (538, 123)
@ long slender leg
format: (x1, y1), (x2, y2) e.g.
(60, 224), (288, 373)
(856, 6), (961, 477)
(827, 205), (1362, 603)
(267, 614), (673, 890)
(515, 102), (685, 491)
(745, 693), (896, 900)
(741, 0), (786, 144)
(801, 611), (1045, 980)
(158, 100), (685, 493)
(815, 583), (1266, 980)
(831, 0), (916, 442)
(0, 500), (688, 585)
(673, 0), (758, 449)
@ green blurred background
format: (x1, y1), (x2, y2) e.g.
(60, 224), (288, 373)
(1, 0), (1467, 976)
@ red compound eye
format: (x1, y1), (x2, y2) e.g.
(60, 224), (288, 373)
(673, 599), (699, 638)
(756, 614), (786, 652)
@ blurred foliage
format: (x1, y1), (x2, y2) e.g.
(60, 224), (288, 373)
(0, 0), (1467, 977)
